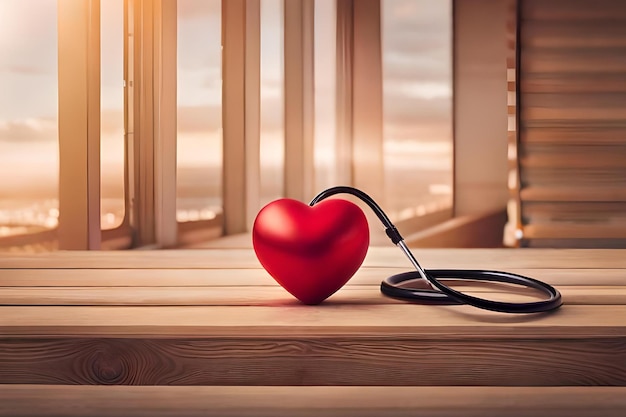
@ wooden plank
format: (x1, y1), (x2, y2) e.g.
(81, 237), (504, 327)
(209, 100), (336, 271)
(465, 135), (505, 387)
(521, 20), (626, 48)
(0, 305), (625, 337)
(522, 0), (626, 21)
(520, 150), (626, 169)
(522, 92), (626, 109)
(521, 186), (626, 203)
(57, 0), (102, 250)
(521, 73), (626, 94)
(526, 238), (626, 249)
(131, 0), (157, 246)
(2, 386), (625, 417)
(0, 285), (623, 306)
(0, 333), (624, 385)
(523, 202), (626, 223)
(521, 168), (626, 188)
(2, 248), (626, 269)
(244, 0), (261, 231)
(524, 224), (626, 240)
(153, 0), (178, 247)
(283, 0), (315, 202)
(521, 48), (626, 73)
(352, 0), (384, 202)
(221, 0), (248, 234)
(1, 267), (625, 287)
(522, 106), (626, 122)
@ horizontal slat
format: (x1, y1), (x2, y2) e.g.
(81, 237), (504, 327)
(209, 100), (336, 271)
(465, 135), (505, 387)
(522, 126), (626, 144)
(1, 267), (625, 287)
(526, 238), (626, 249)
(1, 386), (625, 417)
(520, 149), (626, 169)
(522, 126), (626, 151)
(0, 285), (623, 306)
(524, 223), (626, 240)
(0, 305), (625, 337)
(521, 186), (626, 202)
(522, 106), (626, 122)
(521, 47), (626, 73)
(523, 119), (626, 129)
(2, 248), (626, 269)
(521, 73), (626, 94)
(0, 331), (624, 385)
(523, 92), (626, 109)
(522, 0), (626, 21)
(523, 201), (626, 221)
(521, 167), (626, 187)
(521, 20), (626, 48)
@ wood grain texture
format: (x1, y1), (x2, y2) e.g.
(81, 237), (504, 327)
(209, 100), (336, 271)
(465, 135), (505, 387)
(1, 266), (625, 287)
(522, 0), (626, 21)
(2, 248), (626, 268)
(0, 336), (624, 386)
(517, 0), (626, 247)
(0, 248), (623, 391)
(0, 285), (624, 306)
(1, 305), (625, 337)
(524, 224), (626, 240)
(2, 385), (626, 417)
(522, 125), (626, 144)
(521, 186), (626, 203)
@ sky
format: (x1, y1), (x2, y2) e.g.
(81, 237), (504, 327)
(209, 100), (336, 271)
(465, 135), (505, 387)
(0, 0), (452, 202)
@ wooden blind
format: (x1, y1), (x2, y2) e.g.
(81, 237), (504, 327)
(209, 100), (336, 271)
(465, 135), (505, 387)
(517, 0), (626, 247)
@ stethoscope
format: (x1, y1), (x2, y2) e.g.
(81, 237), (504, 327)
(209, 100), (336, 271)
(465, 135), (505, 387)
(309, 186), (563, 314)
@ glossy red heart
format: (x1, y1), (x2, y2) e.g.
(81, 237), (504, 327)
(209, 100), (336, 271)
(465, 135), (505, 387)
(252, 198), (369, 304)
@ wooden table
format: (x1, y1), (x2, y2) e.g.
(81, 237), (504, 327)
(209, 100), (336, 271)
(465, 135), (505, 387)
(0, 248), (625, 416)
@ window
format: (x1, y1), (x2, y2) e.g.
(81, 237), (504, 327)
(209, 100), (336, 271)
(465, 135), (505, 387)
(314, 0), (337, 192)
(259, 0), (285, 207)
(176, 0), (223, 224)
(382, 0), (453, 221)
(0, 0), (458, 251)
(101, 0), (126, 230)
(0, 0), (59, 249)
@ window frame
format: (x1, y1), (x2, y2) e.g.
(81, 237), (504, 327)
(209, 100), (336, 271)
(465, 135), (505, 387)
(3, 0), (501, 251)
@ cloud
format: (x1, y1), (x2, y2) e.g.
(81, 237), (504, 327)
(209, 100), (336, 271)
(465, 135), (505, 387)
(384, 56), (451, 84)
(0, 117), (57, 142)
(177, 0), (221, 20)
(0, 64), (51, 75)
(101, 109), (124, 136)
(178, 105), (222, 133)
(384, 29), (450, 59)
(385, 79), (451, 100)
(381, 0), (452, 85)
(382, 0), (451, 29)
(384, 95), (452, 126)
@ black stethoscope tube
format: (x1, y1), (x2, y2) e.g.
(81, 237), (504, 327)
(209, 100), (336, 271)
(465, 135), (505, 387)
(310, 186), (563, 314)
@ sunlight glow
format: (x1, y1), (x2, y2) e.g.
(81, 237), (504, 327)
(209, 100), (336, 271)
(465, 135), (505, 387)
(0, 0), (454, 240)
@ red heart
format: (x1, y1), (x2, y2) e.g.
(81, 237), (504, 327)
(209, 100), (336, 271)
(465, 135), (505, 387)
(252, 198), (369, 304)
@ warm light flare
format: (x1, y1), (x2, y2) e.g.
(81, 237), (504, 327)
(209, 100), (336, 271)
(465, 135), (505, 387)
(0, 2), (17, 46)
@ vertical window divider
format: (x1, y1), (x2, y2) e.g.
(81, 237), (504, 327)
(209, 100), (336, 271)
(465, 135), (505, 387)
(335, 0), (354, 187)
(123, 0), (135, 235)
(504, 0), (522, 247)
(245, 0), (261, 231)
(453, 0), (509, 218)
(351, 0), (384, 202)
(57, 0), (102, 250)
(222, 0), (261, 235)
(131, 0), (156, 245)
(129, 0), (178, 247)
(154, 0), (178, 247)
(283, 0), (315, 202)
(334, 0), (384, 202)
